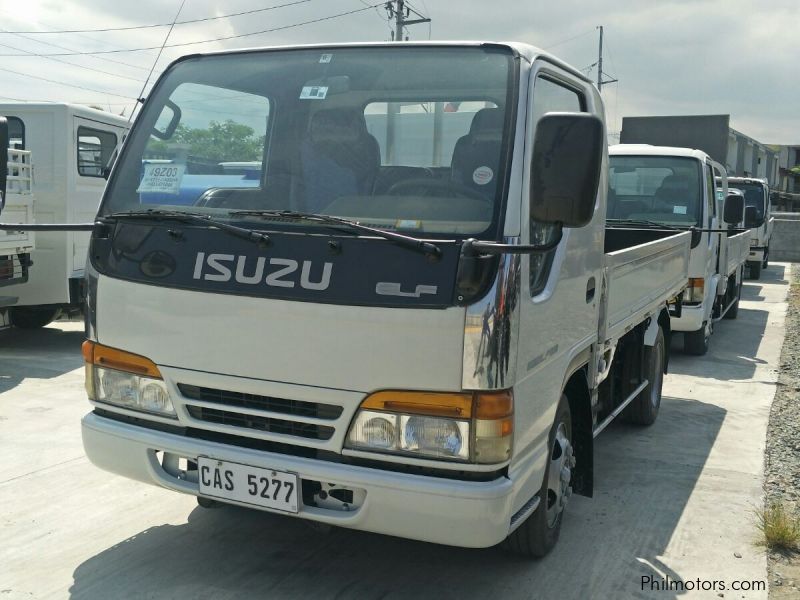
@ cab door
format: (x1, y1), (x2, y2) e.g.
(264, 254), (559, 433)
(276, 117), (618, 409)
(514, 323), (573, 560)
(70, 116), (126, 275)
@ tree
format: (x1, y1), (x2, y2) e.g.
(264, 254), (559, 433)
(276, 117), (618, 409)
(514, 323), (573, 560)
(146, 119), (264, 162)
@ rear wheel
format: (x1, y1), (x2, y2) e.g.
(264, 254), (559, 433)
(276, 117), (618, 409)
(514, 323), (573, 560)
(684, 320), (710, 355)
(10, 307), (61, 329)
(623, 327), (665, 426)
(749, 260), (762, 280)
(503, 394), (573, 558)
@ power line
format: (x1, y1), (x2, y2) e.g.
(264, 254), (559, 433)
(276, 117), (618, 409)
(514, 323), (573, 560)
(3, 29), (153, 72)
(386, 0), (430, 41)
(0, 39), (144, 82)
(0, 65), (137, 99)
(542, 29), (595, 51)
(129, 0), (187, 124)
(0, 4), (383, 57)
(0, 0), (314, 34)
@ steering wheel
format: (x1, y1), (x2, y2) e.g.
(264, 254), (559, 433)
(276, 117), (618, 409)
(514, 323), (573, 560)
(385, 178), (489, 202)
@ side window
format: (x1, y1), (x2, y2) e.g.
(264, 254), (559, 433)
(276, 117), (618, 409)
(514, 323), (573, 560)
(529, 75), (585, 296)
(705, 165), (716, 226)
(78, 127), (118, 178)
(7, 117), (24, 149)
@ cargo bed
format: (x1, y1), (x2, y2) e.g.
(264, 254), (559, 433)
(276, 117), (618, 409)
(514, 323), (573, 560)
(602, 228), (691, 344)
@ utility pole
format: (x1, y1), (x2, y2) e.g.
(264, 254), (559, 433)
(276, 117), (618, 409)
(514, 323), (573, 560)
(385, 0), (430, 42)
(384, 1), (431, 164)
(596, 25), (618, 91)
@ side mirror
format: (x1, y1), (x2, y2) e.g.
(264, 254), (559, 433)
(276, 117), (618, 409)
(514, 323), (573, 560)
(723, 193), (744, 225)
(744, 205), (758, 228)
(531, 112), (603, 228)
(0, 117), (8, 214)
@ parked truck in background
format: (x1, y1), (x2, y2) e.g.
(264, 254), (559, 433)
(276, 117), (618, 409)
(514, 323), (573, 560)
(0, 117), (34, 329)
(1, 43), (695, 556)
(608, 144), (749, 355)
(0, 104), (127, 329)
(727, 177), (773, 279)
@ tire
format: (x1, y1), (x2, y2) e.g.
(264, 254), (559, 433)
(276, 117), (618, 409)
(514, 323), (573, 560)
(623, 327), (665, 426)
(763, 247), (769, 270)
(9, 307), (61, 329)
(749, 260), (762, 280)
(503, 394), (573, 558)
(723, 281), (741, 320)
(684, 321), (710, 355)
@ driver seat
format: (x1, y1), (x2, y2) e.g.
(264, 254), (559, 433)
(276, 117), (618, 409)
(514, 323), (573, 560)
(450, 108), (504, 200)
(300, 108), (381, 213)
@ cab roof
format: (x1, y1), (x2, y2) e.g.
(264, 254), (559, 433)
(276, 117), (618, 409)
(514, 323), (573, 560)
(609, 143), (711, 162)
(168, 41), (594, 85)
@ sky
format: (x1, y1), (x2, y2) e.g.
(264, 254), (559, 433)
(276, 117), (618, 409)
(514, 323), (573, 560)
(0, 0), (796, 144)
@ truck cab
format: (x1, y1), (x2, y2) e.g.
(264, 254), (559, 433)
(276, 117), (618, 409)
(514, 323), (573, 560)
(608, 144), (748, 355)
(727, 176), (772, 279)
(0, 104), (128, 329)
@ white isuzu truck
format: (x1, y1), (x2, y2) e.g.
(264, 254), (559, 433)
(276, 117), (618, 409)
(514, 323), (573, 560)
(15, 43), (694, 556)
(0, 118), (35, 328)
(727, 177), (773, 279)
(608, 144), (749, 355)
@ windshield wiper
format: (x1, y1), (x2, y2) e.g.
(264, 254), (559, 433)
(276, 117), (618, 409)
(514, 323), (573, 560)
(229, 209), (441, 259)
(101, 209), (271, 247)
(606, 218), (682, 230)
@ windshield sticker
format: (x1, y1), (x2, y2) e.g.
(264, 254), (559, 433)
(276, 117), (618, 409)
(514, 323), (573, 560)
(300, 86), (329, 100)
(473, 166), (494, 186)
(137, 163), (185, 195)
(395, 219), (422, 230)
(673, 205), (688, 215)
(319, 54), (333, 64)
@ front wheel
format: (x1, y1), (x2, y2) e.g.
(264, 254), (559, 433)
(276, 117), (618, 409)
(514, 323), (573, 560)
(749, 260), (762, 280)
(723, 281), (741, 320)
(623, 326), (665, 426)
(502, 394), (573, 558)
(683, 320), (710, 355)
(762, 247), (769, 270)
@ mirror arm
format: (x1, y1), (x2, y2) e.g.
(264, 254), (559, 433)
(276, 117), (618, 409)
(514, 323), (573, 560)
(463, 227), (563, 256)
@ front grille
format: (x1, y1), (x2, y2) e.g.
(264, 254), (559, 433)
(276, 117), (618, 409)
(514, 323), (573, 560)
(186, 406), (334, 440)
(178, 384), (342, 420)
(179, 383), (342, 443)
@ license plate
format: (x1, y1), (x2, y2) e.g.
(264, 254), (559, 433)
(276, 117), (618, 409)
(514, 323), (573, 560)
(197, 457), (299, 513)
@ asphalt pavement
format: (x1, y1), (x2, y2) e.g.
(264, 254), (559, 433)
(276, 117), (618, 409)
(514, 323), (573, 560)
(0, 264), (791, 599)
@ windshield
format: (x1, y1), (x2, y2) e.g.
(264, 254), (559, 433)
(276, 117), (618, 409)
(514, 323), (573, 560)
(729, 182), (766, 225)
(608, 156), (703, 226)
(102, 46), (516, 237)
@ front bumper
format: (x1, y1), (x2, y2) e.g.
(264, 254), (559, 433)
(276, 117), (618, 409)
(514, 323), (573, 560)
(748, 246), (766, 262)
(670, 303), (705, 332)
(82, 412), (515, 548)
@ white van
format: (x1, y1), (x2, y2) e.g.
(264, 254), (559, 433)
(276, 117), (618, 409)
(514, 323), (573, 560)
(0, 104), (127, 328)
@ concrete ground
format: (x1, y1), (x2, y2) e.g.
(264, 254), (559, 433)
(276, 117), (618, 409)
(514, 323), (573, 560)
(0, 265), (791, 600)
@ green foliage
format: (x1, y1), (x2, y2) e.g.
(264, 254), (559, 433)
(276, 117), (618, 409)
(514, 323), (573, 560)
(755, 501), (800, 551)
(146, 120), (264, 162)
(790, 165), (800, 176)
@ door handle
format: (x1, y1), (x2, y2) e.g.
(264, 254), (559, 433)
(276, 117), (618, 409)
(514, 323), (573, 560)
(586, 277), (596, 303)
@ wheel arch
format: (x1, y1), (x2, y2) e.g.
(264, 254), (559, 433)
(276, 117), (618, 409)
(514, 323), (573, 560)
(563, 366), (593, 498)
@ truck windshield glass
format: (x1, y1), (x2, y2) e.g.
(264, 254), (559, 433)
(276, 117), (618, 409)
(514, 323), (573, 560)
(730, 182), (766, 225)
(102, 46), (516, 236)
(608, 156), (703, 226)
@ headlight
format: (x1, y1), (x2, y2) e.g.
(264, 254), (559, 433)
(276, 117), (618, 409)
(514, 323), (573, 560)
(686, 277), (704, 303)
(345, 390), (513, 464)
(82, 341), (176, 418)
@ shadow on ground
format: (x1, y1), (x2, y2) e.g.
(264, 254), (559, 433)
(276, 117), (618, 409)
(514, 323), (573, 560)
(0, 320), (84, 393)
(669, 264), (787, 381)
(69, 397), (725, 600)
